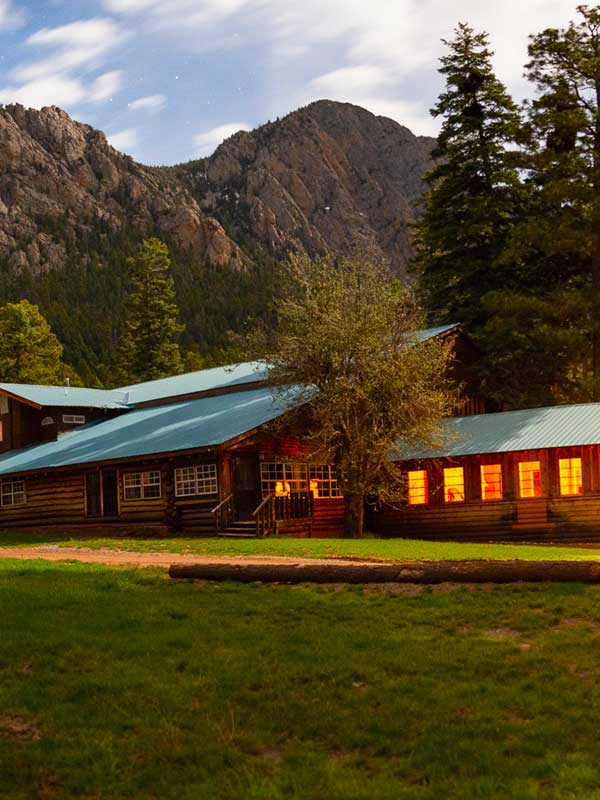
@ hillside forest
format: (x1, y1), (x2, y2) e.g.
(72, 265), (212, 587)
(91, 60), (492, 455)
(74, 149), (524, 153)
(1, 4), (599, 408)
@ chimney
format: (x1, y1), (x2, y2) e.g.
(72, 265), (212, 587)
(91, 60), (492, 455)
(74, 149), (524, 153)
(64, 377), (70, 395)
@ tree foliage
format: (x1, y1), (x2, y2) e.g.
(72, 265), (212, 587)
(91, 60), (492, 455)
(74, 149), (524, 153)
(414, 23), (522, 329)
(259, 252), (455, 537)
(0, 299), (66, 384)
(115, 238), (184, 383)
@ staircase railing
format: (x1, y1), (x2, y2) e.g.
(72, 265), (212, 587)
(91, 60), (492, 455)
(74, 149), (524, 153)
(211, 493), (234, 531)
(252, 491), (315, 537)
(252, 493), (275, 538)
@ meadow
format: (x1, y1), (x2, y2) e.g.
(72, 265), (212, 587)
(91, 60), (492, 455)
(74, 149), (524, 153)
(2, 559), (600, 798)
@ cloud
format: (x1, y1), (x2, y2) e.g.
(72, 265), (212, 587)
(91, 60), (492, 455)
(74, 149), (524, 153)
(89, 70), (123, 102)
(0, 17), (126, 111)
(0, 0), (24, 30)
(107, 127), (139, 152)
(128, 94), (166, 112)
(193, 122), (251, 156)
(0, 74), (85, 108)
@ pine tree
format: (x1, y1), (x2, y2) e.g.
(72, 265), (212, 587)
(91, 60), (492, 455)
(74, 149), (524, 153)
(0, 299), (65, 384)
(414, 23), (522, 328)
(524, 5), (600, 394)
(115, 238), (184, 383)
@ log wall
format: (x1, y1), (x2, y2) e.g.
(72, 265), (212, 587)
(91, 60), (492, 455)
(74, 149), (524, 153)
(381, 444), (600, 542)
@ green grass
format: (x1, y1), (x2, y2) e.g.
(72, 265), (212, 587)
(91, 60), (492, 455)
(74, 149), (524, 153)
(2, 560), (600, 798)
(2, 529), (600, 562)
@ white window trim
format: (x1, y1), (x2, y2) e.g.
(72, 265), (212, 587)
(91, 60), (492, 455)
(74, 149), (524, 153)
(62, 414), (86, 425)
(123, 470), (162, 501)
(174, 464), (218, 497)
(1, 480), (26, 507)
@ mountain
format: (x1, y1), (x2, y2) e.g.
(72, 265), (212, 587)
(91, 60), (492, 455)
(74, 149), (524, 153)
(0, 100), (435, 380)
(180, 100), (436, 276)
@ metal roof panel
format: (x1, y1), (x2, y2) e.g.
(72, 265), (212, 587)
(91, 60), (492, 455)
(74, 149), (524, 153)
(0, 386), (291, 475)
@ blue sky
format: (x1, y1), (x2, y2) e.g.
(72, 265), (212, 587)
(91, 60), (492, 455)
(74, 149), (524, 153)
(0, 0), (582, 165)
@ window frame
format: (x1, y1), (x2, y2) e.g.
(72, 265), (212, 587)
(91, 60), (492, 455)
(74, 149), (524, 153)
(62, 414), (86, 425)
(1, 479), (26, 507)
(407, 469), (428, 505)
(443, 466), (465, 504)
(260, 462), (308, 497)
(480, 464), (503, 501)
(174, 464), (218, 498)
(308, 465), (341, 499)
(558, 456), (583, 496)
(518, 460), (542, 499)
(122, 470), (162, 501)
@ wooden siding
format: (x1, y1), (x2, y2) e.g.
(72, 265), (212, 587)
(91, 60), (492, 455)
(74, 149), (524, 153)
(382, 445), (600, 542)
(0, 471), (85, 527)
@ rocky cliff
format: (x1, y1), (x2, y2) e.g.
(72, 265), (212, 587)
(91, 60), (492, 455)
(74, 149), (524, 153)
(182, 100), (436, 276)
(0, 104), (244, 275)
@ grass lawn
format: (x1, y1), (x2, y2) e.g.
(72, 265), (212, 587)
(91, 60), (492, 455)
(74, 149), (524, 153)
(2, 561), (600, 798)
(2, 529), (600, 562)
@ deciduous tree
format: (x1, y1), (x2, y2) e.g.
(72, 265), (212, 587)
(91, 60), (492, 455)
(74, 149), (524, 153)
(260, 252), (455, 538)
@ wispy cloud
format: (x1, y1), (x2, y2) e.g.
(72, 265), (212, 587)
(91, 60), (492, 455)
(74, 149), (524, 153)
(128, 94), (166, 112)
(0, 17), (126, 110)
(193, 122), (251, 156)
(0, 0), (24, 30)
(107, 127), (139, 153)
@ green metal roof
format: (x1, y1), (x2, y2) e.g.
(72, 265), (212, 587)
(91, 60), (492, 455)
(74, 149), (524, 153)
(415, 323), (460, 342)
(0, 383), (130, 409)
(0, 386), (293, 476)
(117, 361), (268, 405)
(391, 403), (600, 461)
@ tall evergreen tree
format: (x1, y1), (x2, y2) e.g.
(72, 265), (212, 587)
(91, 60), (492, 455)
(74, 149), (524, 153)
(524, 4), (600, 394)
(414, 23), (522, 328)
(0, 299), (66, 384)
(115, 238), (184, 383)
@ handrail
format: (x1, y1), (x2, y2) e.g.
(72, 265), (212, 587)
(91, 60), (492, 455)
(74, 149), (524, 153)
(251, 493), (274, 517)
(210, 493), (233, 515)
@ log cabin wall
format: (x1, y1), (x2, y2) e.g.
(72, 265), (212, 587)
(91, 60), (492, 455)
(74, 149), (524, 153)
(229, 434), (345, 537)
(381, 445), (600, 542)
(0, 470), (86, 529)
(0, 399), (122, 453)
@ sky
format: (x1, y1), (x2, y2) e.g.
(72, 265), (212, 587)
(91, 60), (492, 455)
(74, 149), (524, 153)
(0, 0), (584, 165)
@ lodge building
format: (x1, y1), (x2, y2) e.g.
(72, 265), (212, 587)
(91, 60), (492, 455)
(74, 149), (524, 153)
(1, 322), (600, 542)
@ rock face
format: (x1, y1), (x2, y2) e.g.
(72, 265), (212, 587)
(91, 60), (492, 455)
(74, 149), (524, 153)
(0, 104), (245, 275)
(181, 100), (436, 276)
(0, 100), (435, 281)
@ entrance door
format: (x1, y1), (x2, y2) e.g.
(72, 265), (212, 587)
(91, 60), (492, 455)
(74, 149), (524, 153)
(86, 469), (119, 518)
(233, 456), (261, 520)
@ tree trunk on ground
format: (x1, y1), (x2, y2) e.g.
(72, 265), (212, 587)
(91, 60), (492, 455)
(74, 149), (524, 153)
(169, 560), (600, 584)
(342, 492), (364, 538)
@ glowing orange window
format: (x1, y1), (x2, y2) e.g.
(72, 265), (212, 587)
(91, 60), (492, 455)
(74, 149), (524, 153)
(407, 470), (428, 505)
(444, 467), (465, 503)
(559, 457), (582, 496)
(518, 461), (541, 498)
(481, 464), (502, 500)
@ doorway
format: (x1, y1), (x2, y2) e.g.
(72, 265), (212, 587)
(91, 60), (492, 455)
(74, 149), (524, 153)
(86, 469), (119, 518)
(233, 456), (261, 520)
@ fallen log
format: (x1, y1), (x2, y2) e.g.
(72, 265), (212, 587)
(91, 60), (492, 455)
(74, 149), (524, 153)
(168, 559), (600, 584)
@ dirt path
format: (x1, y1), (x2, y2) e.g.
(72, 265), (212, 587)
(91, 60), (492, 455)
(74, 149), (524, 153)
(0, 545), (392, 570)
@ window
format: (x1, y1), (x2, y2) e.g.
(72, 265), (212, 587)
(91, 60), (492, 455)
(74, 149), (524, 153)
(444, 467), (465, 503)
(309, 465), (341, 498)
(481, 464), (503, 500)
(559, 457), (583, 496)
(0, 395), (8, 415)
(260, 462), (308, 496)
(174, 464), (218, 497)
(407, 470), (428, 505)
(123, 470), (161, 500)
(62, 414), (86, 425)
(1, 480), (26, 506)
(518, 461), (542, 498)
